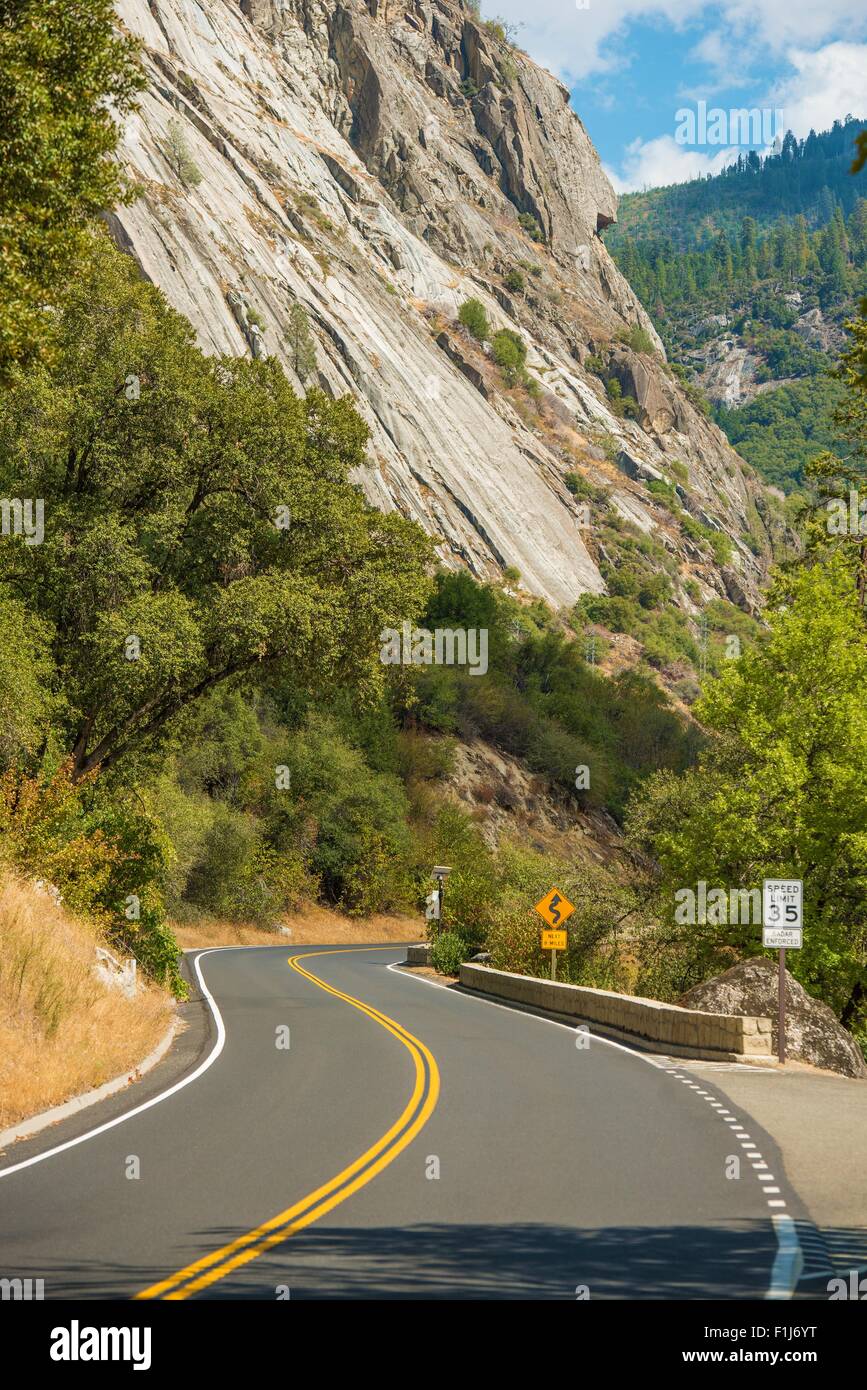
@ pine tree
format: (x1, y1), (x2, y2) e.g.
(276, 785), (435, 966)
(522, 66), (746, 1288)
(793, 215), (809, 276)
(286, 302), (317, 384)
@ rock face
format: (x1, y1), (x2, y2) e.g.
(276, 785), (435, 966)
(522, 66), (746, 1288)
(446, 736), (624, 860)
(690, 304), (845, 409)
(111, 0), (779, 610)
(679, 958), (867, 1079)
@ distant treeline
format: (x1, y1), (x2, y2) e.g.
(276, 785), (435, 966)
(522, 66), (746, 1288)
(609, 117), (867, 248)
(613, 199), (867, 320)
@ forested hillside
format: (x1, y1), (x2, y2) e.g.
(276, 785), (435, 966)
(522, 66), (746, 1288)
(611, 117), (867, 244)
(0, 2), (864, 1051)
(607, 121), (867, 492)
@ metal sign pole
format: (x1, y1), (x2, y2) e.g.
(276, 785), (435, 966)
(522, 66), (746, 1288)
(778, 947), (786, 1065)
(551, 948), (557, 982)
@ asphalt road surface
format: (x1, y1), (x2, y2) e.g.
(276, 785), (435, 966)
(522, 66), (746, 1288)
(0, 944), (809, 1299)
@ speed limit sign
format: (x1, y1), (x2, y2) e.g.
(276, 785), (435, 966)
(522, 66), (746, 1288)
(762, 879), (803, 948)
(762, 879), (802, 1064)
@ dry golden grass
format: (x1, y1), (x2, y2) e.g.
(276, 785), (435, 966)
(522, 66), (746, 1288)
(0, 876), (174, 1131)
(173, 902), (421, 950)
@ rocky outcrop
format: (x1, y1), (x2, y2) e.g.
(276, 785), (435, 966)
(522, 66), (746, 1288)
(697, 337), (758, 408)
(679, 958), (867, 1079)
(607, 347), (687, 437)
(793, 305), (843, 355)
(691, 302), (844, 408)
(446, 736), (624, 860)
(111, 0), (778, 612)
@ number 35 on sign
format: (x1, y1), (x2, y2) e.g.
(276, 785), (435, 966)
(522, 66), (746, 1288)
(762, 878), (803, 949)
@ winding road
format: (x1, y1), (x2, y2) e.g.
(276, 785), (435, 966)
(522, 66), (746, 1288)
(0, 945), (807, 1299)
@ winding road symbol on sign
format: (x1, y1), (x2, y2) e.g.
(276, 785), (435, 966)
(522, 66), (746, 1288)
(534, 888), (575, 928)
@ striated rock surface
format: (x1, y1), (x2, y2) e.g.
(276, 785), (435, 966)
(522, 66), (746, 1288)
(111, 0), (780, 610)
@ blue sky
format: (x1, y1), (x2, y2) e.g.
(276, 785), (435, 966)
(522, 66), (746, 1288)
(483, 1), (867, 190)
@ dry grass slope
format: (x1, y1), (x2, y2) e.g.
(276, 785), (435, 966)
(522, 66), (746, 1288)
(172, 902), (420, 950)
(0, 876), (174, 1131)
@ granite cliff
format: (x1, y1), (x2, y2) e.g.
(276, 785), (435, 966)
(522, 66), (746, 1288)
(111, 0), (783, 614)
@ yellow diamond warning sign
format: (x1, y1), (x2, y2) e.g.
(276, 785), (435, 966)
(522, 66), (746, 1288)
(534, 888), (575, 929)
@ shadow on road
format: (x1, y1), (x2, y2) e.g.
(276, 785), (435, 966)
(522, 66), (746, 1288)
(17, 1217), (858, 1299)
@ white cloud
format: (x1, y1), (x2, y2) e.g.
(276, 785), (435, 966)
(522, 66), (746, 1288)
(682, 29), (755, 94)
(490, 0), (867, 83)
(724, 0), (867, 55)
(499, 1), (702, 83)
(768, 42), (867, 136)
(609, 135), (738, 192)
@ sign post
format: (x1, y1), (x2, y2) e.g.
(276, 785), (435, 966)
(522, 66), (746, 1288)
(534, 888), (575, 981)
(762, 879), (803, 1064)
(431, 866), (452, 936)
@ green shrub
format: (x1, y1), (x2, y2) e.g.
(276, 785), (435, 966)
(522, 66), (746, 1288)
(430, 930), (468, 975)
(504, 268), (525, 294)
(458, 297), (489, 341)
(482, 16), (519, 44)
(638, 573), (673, 610)
(681, 515), (733, 565)
(491, 327), (527, 384)
(277, 713), (414, 915)
(646, 477), (679, 509)
(518, 212), (544, 243)
(622, 323), (655, 355)
(606, 377), (639, 419)
(0, 763), (184, 993)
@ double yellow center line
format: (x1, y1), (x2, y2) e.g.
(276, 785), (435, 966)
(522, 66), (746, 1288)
(135, 946), (439, 1300)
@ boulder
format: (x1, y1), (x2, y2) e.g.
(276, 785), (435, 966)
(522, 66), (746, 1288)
(679, 958), (867, 1079)
(607, 347), (686, 436)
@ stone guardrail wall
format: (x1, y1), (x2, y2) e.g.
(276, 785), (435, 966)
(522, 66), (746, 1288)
(458, 963), (773, 1061)
(406, 943), (432, 965)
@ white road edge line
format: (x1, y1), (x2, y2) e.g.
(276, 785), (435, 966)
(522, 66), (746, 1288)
(0, 946), (252, 1179)
(385, 960), (674, 1069)
(387, 958), (803, 1299)
(0, 1016), (178, 1151)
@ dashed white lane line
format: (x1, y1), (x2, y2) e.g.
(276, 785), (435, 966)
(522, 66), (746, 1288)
(391, 967), (802, 1298)
(661, 1064), (799, 1294)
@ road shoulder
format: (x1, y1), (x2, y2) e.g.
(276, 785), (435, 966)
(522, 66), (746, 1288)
(681, 1060), (867, 1278)
(0, 951), (216, 1172)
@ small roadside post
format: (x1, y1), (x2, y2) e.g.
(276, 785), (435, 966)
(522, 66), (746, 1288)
(534, 888), (575, 981)
(762, 878), (803, 1064)
(431, 866), (452, 936)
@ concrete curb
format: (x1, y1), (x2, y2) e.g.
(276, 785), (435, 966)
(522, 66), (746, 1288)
(0, 1013), (178, 1150)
